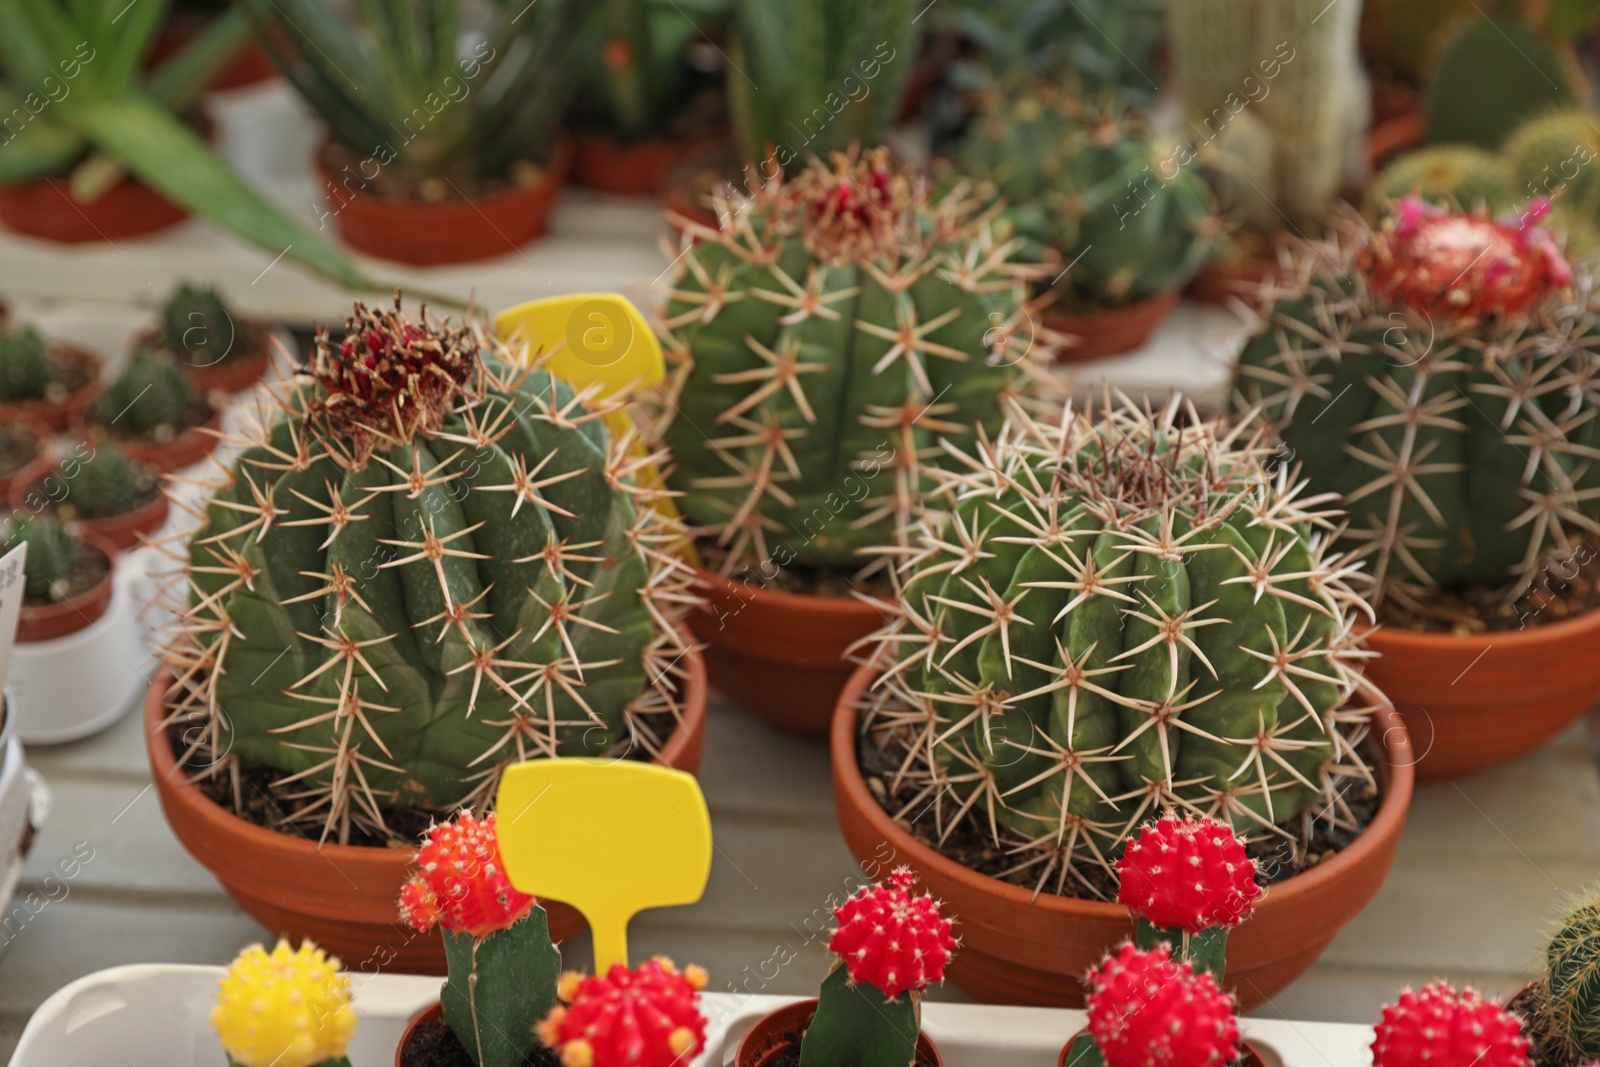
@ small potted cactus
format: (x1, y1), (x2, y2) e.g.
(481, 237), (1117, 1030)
(0, 324), (101, 434)
(832, 393), (1414, 1007)
(1372, 983), (1530, 1067)
(3, 514), (117, 644)
(146, 295), (705, 973)
(1505, 886), (1600, 1065)
(152, 283), (273, 395)
(76, 347), (219, 473)
(10, 439), (169, 550)
(735, 867), (955, 1066)
(955, 84), (1218, 361)
(213, 939), (357, 1067)
(0, 417), (53, 504)
(1061, 815), (1265, 1066)
(655, 146), (1059, 738)
(1234, 198), (1600, 780)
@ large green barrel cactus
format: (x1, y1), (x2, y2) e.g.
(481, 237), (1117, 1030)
(160, 297), (693, 842)
(1234, 201), (1597, 604)
(866, 396), (1374, 895)
(657, 149), (1055, 570)
(957, 85), (1217, 307)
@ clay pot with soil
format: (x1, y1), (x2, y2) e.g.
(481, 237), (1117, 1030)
(1045, 289), (1180, 364)
(736, 1000), (944, 1067)
(3, 516), (117, 644)
(146, 283), (274, 395)
(9, 439), (168, 551)
(0, 330), (101, 435)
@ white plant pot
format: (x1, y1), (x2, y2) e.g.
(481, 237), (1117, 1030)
(0, 690), (51, 961)
(8, 563), (152, 746)
(9, 967), (1373, 1067)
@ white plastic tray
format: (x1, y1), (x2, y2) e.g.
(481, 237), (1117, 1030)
(7, 965), (1372, 1067)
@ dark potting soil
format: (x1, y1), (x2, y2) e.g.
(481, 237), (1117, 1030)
(398, 1019), (562, 1067)
(697, 541), (897, 600)
(1508, 981), (1577, 1067)
(24, 539), (111, 609)
(857, 714), (1380, 902)
(761, 1029), (938, 1067)
(322, 142), (557, 205)
(1379, 544), (1600, 634)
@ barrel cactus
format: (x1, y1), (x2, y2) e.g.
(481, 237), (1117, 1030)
(64, 440), (150, 519)
(0, 326), (57, 402)
(158, 296), (694, 842)
(957, 85), (1217, 308)
(1543, 888), (1600, 1063)
(657, 148), (1058, 572)
(1503, 108), (1600, 253)
(862, 395), (1375, 896)
(1233, 199), (1595, 606)
(97, 347), (196, 437)
(161, 283), (237, 367)
(4, 515), (78, 602)
(1371, 146), (1513, 215)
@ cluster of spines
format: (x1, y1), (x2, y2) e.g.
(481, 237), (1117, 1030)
(399, 811), (535, 939)
(537, 958), (709, 1067)
(1085, 942), (1239, 1067)
(151, 297), (698, 844)
(1370, 983), (1530, 1067)
(1116, 814), (1262, 933)
(828, 867), (958, 998)
(211, 939), (355, 1067)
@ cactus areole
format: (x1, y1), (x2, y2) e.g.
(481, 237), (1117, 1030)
(159, 295), (694, 843)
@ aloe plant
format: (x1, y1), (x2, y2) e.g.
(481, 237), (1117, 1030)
(244, 0), (593, 189)
(0, 0), (372, 289)
(579, 0), (729, 143)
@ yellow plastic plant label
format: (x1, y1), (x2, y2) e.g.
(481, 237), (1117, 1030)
(494, 293), (664, 414)
(495, 759), (713, 972)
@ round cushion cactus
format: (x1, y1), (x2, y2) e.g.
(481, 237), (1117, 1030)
(1117, 814), (1261, 934)
(158, 296), (694, 842)
(161, 283), (238, 366)
(1544, 889), (1600, 1061)
(399, 811), (534, 938)
(538, 957), (709, 1067)
(4, 514), (79, 602)
(1371, 983), (1530, 1067)
(1234, 199), (1599, 604)
(865, 395), (1374, 894)
(212, 939), (355, 1067)
(656, 147), (1057, 571)
(1503, 108), (1600, 251)
(0, 326), (58, 402)
(829, 867), (957, 997)
(60, 439), (152, 519)
(1372, 146), (1514, 215)
(96, 346), (199, 438)
(1085, 942), (1239, 1067)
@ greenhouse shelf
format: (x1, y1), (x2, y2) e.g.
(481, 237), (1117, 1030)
(7, 964), (1371, 1067)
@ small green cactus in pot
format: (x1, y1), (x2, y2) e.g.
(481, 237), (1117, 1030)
(0, 326), (60, 403)
(158, 296), (695, 843)
(93, 347), (204, 441)
(56, 440), (159, 521)
(3, 514), (80, 603)
(160, 283), (244, 370)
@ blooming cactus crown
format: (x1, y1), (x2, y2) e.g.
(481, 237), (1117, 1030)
(399, 811), (535, 939)
(538, 957), (709, 1067)
(828, 867), (957, 998)
(1116, 814), (1262, 934)
(1371, 983), (1530, 1067)
(1086, 942), (1239, 1067)
(1358, 197), (1572, 323)
(212, 940), (355, 1067)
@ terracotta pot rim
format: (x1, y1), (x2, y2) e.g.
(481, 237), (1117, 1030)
(831, 656), (1415, 920)
(145, 627), (708, 864)
(692, 563), (885, 618)
(1357, 603), (1600, 650)
(316, 135), (575, 214)
(396, 1001), (444, 1067)
(1042, 286), (1181, 330)
(16, 531), (119, 642)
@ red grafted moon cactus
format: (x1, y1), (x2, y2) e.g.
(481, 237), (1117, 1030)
(1086, 942), (1240, 1067)
(399, 811), (535, 939)
(1371, 983), (1530, 1067)
(1116, 814), (1262, 934)
(538, 957), (709, 1067)
(829, 866), (958, 997)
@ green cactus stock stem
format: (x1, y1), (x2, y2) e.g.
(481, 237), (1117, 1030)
(441, 907), (562, 1067)
(797, 965), (920, 1067)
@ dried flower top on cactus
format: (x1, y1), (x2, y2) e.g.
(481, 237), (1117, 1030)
(861, 393), (1377, 900)
(157, 296), (695, 844)
(1235, 201), (1600, 609)
(654, 148), (1061, 575)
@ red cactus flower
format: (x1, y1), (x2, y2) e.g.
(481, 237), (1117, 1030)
(1358, 197), (1571, 324)
(827, 867), (957, 998)
(1116, 814), (1261, 933)
(537, 957), (708, 1067)
(398, 812), (535, 938)
(1371, 983), (1530, 1067)
(1086, 942), (1239, 1067)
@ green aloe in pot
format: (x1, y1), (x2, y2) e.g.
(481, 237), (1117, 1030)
(578, 0), (729, 144)
(158, 295), (694, 843)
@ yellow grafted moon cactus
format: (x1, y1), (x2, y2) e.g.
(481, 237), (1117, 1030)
(212, 940), (355, 1067)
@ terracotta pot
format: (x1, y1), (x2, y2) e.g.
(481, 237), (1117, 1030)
(572, 129), (729, 196)
(318, 138), (574, 266)
(1362, 611), (1600, 780)
(183, 333), (272, 396)
(1060, 1031), (1266, 1066)
(145, 636), (709, 975)
(395, 1002), (443, 1067)
(687, 566), (884, 739)
(0, 173), (188, 243)
(1186, 251), (1283, 307)
(0, 345), (101, 435)
(9, 468), (169, 551)
(1365, 111), (1425, 173)
(664, 142), (745, 232)
(15, 532), (117, 643)
(735, 999), (943, 1067)
(1045, 289), (1180, 364)
(113, 409), (221, 474)
(830, 658), (1414, 1008)
(0, 418), (53, 504)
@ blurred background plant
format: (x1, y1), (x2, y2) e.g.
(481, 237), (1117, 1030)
(573, 0), (730, 147)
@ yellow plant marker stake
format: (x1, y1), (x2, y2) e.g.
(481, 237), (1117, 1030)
(495, 759), (713, 973)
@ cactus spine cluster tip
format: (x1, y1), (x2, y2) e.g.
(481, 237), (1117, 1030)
(538, 957), (709, 1067)
(212, 940), (355, 1067)
(1371, 983), (1530, 1067)
(1085, 942), (1239, 1067)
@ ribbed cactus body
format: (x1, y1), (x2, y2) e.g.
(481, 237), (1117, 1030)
(163, 299), (689, 840)
(1372, 146), (1513, 214)
(1504, 109), (1600, 253)
(1234, 207), (1599, 601)
(1425, 18), (1576, 151)
(5, 516), (77, 600)
(1546, 892), (1600, 1060)
(660, 150), (1050, 569)
(98, 347), (195, 435)
(162, 284), (235, 363)
(874, 398), (1370, 892)
(69, 441), (144, 518)
(959, 88), (1216, 306)
(0, 327), (57, 402)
